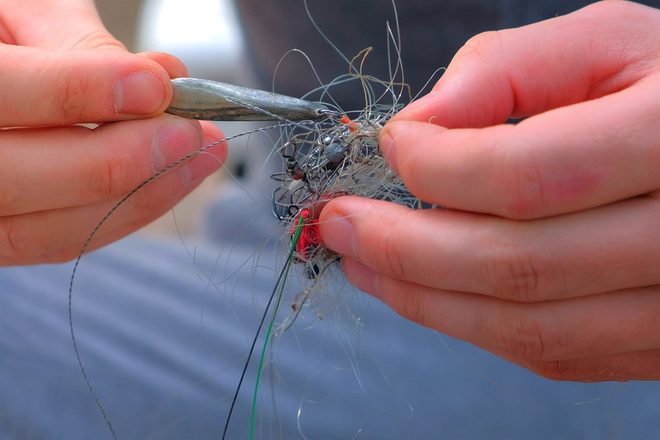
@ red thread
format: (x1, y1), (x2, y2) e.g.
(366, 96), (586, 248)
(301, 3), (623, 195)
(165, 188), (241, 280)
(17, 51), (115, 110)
(339, 115), (358, 133)
(291, 208), (324, 261)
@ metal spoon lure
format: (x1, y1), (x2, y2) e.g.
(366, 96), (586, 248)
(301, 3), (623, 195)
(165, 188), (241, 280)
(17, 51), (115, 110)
(165, 78), (332, 122)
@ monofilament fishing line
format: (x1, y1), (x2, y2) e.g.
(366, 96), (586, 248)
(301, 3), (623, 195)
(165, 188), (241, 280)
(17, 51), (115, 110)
(67, 0), (439, 437)
(272, 110), (422, 279)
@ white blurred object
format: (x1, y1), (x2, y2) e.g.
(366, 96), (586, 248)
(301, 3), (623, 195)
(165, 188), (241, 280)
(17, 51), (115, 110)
(136, 0), (250, 83)
(135, 0), (271, 237)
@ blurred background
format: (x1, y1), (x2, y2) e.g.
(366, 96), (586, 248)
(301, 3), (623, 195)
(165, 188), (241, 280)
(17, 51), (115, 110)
(95, 0), (141, 49)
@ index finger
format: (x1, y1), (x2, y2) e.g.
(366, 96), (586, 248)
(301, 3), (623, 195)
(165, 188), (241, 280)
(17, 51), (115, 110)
(381, 77), (660, 219)
(0, 45), (173, 127)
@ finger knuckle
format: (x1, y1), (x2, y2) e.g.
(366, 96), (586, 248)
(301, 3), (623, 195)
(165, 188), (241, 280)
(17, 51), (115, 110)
(68, 30), (126, 51)
(0, 216), (30, 262)
(376, 224), (407, 279)
(86, 146), (134, 201)
(493, 144), (545, 220)
(484, 243), (541, 302)
(495, 310), (553, 361)
(0, 167), (20, 215)
(388, 287), (429, 327)
(56, 74), (91, 122)
(91, 151), (118, 200)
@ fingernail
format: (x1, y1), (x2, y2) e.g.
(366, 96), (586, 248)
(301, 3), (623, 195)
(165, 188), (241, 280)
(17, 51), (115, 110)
(152, 120), (201, 171)
(114, 71), (166, 114)
(379, 128), (399, 174)
(343, 259), (382, 299)
(321, 209), (356, 257)
(379, 128), (394, 157)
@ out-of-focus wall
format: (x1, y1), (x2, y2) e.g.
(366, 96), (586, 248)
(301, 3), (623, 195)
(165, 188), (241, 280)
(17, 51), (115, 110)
(95, 0), (141, 50)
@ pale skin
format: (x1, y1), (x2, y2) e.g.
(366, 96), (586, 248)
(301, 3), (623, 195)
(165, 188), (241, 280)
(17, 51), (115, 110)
(0, 0), (226, 266)
(320, 0), (660, 381)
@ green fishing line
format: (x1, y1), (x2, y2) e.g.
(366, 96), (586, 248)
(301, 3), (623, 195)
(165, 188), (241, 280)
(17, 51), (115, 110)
(249, 215), (306, 440)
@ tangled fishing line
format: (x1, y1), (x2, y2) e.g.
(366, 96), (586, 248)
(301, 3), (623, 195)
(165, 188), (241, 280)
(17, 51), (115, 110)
(67, 0), (439, 438)
(223, 65), (427, 438)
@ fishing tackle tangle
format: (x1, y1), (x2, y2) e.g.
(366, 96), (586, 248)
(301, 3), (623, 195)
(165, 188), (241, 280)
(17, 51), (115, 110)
(234, 104), (425, 439)
(271, 88), (422, 289)
(267, 1), (427, 300)
(224, 35), (432, 436)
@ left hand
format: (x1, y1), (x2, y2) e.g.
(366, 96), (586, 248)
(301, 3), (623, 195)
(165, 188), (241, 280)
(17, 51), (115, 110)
(0, 0), (226, 265)
(320, 1), (660, 382)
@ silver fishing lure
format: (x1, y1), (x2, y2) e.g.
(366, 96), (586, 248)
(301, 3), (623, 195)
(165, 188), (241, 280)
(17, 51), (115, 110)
(165, 78), (332, 122)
